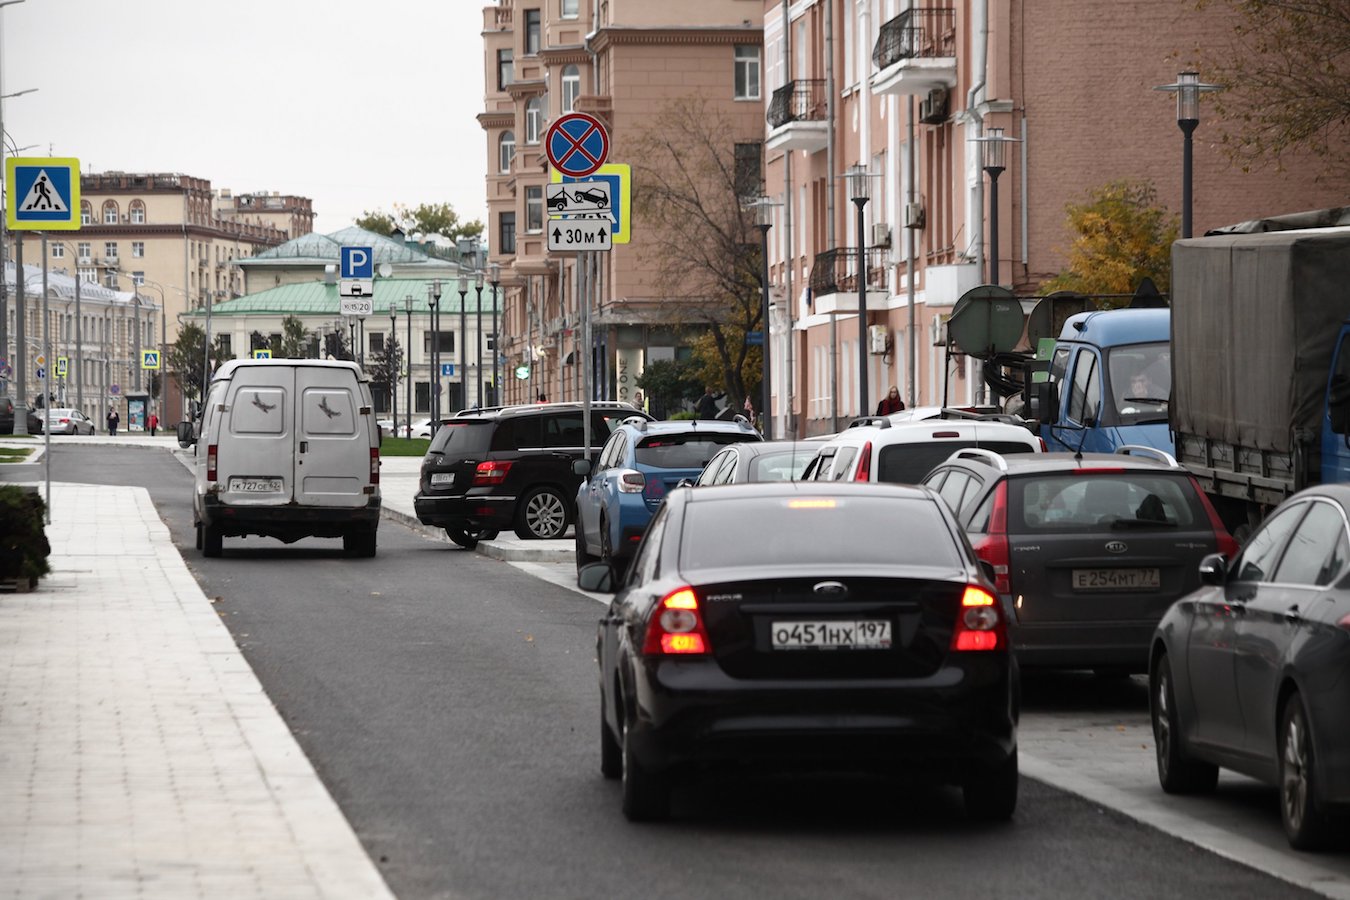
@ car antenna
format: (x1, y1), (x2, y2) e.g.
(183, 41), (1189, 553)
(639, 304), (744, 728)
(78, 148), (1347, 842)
(1072, 414), (1095, 463)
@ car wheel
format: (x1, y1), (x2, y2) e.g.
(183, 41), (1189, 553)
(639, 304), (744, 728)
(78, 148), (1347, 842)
(601, 523), (629, 583)
(600, 702), (621, 780)
(446, 527), (479, 549)
(515, 486), (569, 540)
(202, 524), (223, 558)
(1280, 695), (1336, 850)
(1151, 654), (1219, 794)
(963, 748), (1018, 821)
(621, 718), (669, 821)
(576, 524), (599, 568)
(194, 523), (203, 550)
(343, 528), (378, 558)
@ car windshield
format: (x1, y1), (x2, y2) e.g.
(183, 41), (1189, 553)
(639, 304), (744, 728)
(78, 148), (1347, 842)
(680, 494), (963, 570)
(635, 435), (746, 469)
(749, 448), (816, 482)
(1109, 342), (1170, 423)
(1012, 472), (1204, 532)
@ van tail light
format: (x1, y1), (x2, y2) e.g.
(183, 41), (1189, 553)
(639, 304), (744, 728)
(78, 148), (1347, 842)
(642, 586), (711, 656)
(1190, 475), (1240, 558)
(369, 447), (380, 484)
(854, 441), (873, 482)
(472, 460), (513, 486)
(969, 481), (1011, 594)
(207, 444), (218, 482)
(951, 584), (1005, 651)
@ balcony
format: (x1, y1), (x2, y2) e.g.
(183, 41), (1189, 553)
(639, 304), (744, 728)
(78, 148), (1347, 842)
(871, 7), (957, 96)
(808, 247), (891, 315)
(765, 79), (828, 154)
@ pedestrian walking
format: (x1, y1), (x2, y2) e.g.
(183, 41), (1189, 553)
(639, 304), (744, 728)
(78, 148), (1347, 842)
(148, 413), (159, 437)
(695, 386), (720, 420)
(876, 386), (905, 416)
(106, 407), (120, 436)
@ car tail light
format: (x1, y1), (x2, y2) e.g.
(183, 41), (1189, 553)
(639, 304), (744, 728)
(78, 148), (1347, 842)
(618, 469), (646, 494)
(472, 460), (513, 486)
(206, 444), (218, 482)
(1337, 613), (1350, 632)
(1038, 437), (1048, 452)
(369, 447), (380, 484)
(642, 586), (711, 656)
(1189, 475), (1240, 558)
(932, 431), (961, 439)
(951, 584), (1005, 651)
(969, 481), (1011, 594)
(59, 418), (70, 424)
(854, 441), (873, 481)
(1073, 466), (1125, 474)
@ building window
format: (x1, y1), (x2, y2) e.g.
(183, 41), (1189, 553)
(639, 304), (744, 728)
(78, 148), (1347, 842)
(526, 186), (544, 233)
(500, 211), (517, 254)
(51, 243), (63, 258)
(77, 241), (91, 260)
(525, 97), (543, 144)
(132, 271), (145, 286)
(130, 201), (146, 224)
(561, 0), (578, 17)
(424, 332), (456, 354)
(132, 241), (145, 258)
(497, 48), (514, 90)
(218, 334), (232, 357)
(561, 65), (580, 113)
(78, 267), (96, 283)
(734, 142), (763, 198)
(524, 9), (541, 55)
(371, 332), (385, 353)
(103, 201), (119, 225)
(734, 45), (761, 100)
(104, 241), (119, 260)
(80, 202), (91, 225)
(499, 131), (516, 173)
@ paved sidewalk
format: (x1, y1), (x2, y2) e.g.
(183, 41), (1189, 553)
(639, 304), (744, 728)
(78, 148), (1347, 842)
(0, 482), (393, 899)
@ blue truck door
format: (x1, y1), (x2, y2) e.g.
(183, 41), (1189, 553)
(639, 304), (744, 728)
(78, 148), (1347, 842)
(1041, 345), (1075, 451)
(1322, 325), (1350, 484)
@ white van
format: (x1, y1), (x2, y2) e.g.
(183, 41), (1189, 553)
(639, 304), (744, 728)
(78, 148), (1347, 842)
(178, 359), (382, 558)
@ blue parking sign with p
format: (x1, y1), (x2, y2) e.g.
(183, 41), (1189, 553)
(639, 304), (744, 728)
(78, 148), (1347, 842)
(341, 246), (374, 280)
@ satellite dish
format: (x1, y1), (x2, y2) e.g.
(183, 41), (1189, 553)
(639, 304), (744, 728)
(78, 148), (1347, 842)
(378, 262), (394, 278)
(947, 285), (1023, 359)
(1026, 291), (1094, 347)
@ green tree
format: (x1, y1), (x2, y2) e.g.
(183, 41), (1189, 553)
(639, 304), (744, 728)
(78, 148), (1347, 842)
(631, 97), (765, 410)
(167, 323), (230, 407)
(635, 357), (703, 416)
(1040, 180), (1179, 297)
(367, 334), (404, 410)
(279, 315), (311, 358)
(355, 202), (485, 243)
(1191, 0), (1350, 181)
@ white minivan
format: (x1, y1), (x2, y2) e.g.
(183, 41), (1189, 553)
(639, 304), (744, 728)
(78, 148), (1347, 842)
(178, 359), (382, 558)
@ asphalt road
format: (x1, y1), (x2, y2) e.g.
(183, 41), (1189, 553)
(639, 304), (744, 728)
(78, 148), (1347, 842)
(47, 445), (1316, 900)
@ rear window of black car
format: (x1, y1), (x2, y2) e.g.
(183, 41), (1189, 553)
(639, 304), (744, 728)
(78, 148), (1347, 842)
(429, 421), (494, 456)
(877, 439), (1036, 484)
(635, 435), (749, 469)
(1010, 472), (1204, 532)
(680, 495), (964, 570)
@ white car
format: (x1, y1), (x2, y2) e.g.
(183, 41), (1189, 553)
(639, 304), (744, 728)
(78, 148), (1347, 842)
(801, 416), (1044, 484)
(41, 408), (97, 435)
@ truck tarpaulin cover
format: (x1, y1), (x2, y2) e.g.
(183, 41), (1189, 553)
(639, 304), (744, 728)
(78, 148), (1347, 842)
(1171, 227), (1350, 455)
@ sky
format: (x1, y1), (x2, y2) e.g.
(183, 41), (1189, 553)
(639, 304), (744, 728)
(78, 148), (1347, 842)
(3, 0), (489, 236)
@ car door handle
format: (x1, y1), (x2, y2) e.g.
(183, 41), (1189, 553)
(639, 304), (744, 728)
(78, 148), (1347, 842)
(299, 441), (308, 453)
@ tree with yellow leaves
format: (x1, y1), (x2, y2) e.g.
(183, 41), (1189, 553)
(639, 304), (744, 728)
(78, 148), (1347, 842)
(1040, 180), (1179, 298)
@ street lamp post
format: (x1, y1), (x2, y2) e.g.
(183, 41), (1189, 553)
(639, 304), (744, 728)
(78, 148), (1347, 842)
(457, 276), (468, 412)
(389, 304), (398, 436)
(404, 294), (413, 436)
(489, 263), (500, 408)
(847, 165), (872, 417)
(0, 0), (30, 411)
(974, 127), (1019, 285)
(474, 269), (485, 408)
(1155, 71), (1221, 239)
(746, 197), (775, 438)
(430, 279), (443, 422)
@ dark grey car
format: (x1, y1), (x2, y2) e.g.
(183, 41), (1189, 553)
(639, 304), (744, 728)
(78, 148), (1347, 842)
(921, 447), (1239, 673)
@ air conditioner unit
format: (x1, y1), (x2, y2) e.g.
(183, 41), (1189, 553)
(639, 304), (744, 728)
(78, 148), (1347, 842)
(903, 202), (926, 229)
(870, 222), (891, 247)
(869, 324), (890, 355)
(918, 88), (948, 125)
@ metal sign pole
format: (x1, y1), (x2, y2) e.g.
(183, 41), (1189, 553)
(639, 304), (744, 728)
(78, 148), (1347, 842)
(42, 233), (50, 521)
(582, 251), (592, 457)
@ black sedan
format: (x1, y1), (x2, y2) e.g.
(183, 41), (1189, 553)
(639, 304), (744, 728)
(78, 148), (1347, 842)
(1149, 484), (1350, 849)
(581, 481), (1019, 821)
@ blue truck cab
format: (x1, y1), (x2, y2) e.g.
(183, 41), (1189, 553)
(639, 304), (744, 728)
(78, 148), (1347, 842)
(1036, 307), (1172, 455)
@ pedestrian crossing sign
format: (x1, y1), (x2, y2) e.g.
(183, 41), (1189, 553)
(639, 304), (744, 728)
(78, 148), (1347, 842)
(141, 350), (160, 370)
(6, 157), (81, 231)
(56, 356), (68, 377)
(252, 349), (272, 359)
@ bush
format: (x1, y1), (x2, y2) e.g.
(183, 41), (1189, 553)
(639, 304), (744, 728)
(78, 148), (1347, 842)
(0, 485), (50, 587)
(669, 410), (696, 420)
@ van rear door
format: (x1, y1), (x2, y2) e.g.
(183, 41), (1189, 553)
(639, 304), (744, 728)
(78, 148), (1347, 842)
(218, 367), (296, 508)
(294, 366), (370, 509)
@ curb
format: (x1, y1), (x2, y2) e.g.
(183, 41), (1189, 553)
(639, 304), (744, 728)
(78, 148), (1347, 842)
(475, 540), (573, 563)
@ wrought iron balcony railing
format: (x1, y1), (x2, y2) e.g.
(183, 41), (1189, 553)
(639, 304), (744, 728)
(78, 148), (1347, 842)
(766, 79), (827, 128)
(871, 7), (956, 69)
(809, 247), (889, 297)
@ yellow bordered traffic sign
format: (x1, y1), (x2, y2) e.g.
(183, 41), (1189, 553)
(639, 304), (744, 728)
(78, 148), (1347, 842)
(141, 350), (160, 370)
(7, 157), (81, 231)
(56, 356), (68, 376)
(252, 349), (272, 359)
(550, 163), (630, 245)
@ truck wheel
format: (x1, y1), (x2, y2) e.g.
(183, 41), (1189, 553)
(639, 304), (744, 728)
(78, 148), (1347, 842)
(344, 528), (378, 558)
(202, 524), (223, 558)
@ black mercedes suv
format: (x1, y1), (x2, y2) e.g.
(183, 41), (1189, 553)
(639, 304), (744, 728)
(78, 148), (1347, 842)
(414, 402), (652, 548)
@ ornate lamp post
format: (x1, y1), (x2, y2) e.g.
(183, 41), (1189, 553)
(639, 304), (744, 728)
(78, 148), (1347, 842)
(847, 164), (873, 417)
(404, 294), (413, 436)
(429, 279), (442, 423)
(745, 196), (777, 438)
(489, 262), (501, 407)
(389, 302), (398, 434)
(972, 127), (1020, 285)
(1155, 70), (1221, 239)
(457, 275), (468, 413)
(474, 269), (485, 408)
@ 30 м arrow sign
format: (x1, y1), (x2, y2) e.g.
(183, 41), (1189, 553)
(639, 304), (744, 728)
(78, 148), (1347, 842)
(547, 220), (612, 253)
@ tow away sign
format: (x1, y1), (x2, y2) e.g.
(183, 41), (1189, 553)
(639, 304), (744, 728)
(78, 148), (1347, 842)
(548, 219), (612, 253)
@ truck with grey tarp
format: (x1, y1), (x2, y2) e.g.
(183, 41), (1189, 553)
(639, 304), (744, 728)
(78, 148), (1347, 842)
(1171, 220), (1350, 538)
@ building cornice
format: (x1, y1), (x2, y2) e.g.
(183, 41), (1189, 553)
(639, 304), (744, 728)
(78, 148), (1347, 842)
(538, 44), (589, 65)
(506, 77), (547, 99)
(587, 25), (761, 55)
(478, 110), (514, 131)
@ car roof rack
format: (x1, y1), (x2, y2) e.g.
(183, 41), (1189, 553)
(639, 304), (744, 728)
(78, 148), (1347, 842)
(846, 416), (892, 429)
(1115, 445), (1179, 467)
(622, 415), (649, 430)
(950, 447), (1009, 471)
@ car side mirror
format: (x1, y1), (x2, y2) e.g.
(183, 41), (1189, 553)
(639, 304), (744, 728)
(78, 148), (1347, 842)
(1198, 552), (1227, 586)
(573, 459), (592, 477)
(176, 420), (195, 448)
(577, 561), (615, 593)
(677, 478), (693, 488)
(1033, 381), (1058, 424)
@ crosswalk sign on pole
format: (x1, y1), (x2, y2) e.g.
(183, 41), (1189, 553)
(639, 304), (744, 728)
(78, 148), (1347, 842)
(252, 349), (272, 359)
(57, 357), (68, 377)
(6, 158), (81, 231)
(141, 350), (160, 370)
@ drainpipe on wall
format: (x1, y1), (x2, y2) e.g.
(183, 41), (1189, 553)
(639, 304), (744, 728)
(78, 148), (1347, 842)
(781, 0), (796, 438)
(825, 0), (838, 432)
(965, 0), (988, 278)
